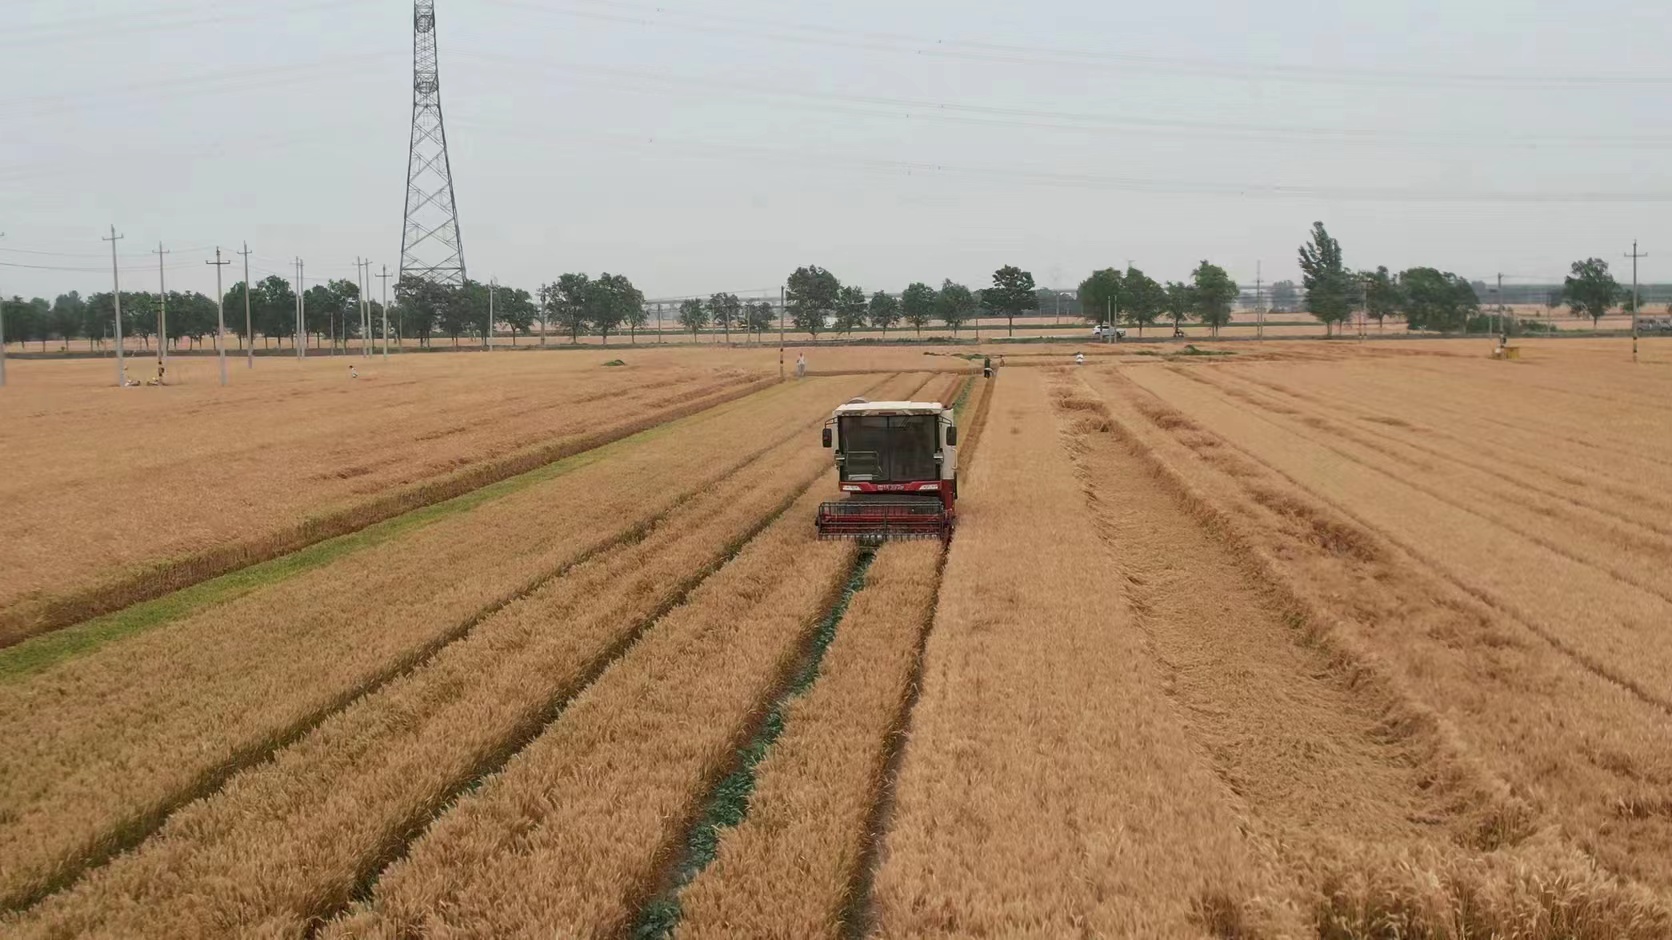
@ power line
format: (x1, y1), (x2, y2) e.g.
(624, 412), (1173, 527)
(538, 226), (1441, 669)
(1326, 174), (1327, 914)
(451, 119), (1672, 203)
(452, 50), (1672, 151)
(486, 0), (1672, 89)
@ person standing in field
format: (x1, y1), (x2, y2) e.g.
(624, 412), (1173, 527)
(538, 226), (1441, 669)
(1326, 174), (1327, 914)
(795, 352), (807, 379)
(982, 355), (992, 378)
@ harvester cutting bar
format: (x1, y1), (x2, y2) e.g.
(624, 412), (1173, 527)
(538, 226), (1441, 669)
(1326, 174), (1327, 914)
(815, 496), (951, 542)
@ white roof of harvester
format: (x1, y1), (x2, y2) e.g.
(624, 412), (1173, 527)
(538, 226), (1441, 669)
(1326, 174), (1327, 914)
(833, 399), (947, 415)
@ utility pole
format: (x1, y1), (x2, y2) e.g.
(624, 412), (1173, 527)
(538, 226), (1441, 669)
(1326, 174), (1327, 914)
(487, 279), (497, 351)
(779, 287), (786, 380)
(1498, 270), (1511, 344)
(1626, 240), (1647, 363)
(105, 226), (126, 386)
(238, 243), (254, 367)
(378, 264), (391, 360)
(208, 248), (231, 386)
(361, 261), (372, 356)
(295, 258), (307, 360)
(152, 242), (171, 362)
(1255, 261), (1263, 341)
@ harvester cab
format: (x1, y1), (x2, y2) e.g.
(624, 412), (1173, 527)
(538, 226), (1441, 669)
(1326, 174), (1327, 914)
(816, 397), (958, 542)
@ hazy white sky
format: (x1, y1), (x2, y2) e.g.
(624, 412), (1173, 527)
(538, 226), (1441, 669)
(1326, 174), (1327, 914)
(2, 0), (1668, 302)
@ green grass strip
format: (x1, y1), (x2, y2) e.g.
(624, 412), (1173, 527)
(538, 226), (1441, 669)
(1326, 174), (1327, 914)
(0, 388), (789, 684)
(634, 548), (879, 940)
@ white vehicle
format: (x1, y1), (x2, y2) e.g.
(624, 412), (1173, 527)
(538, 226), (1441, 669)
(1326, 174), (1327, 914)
(1091, 324), (1126, 341)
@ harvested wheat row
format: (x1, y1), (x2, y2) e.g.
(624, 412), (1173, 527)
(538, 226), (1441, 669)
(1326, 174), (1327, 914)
(867, 368), (1293, 938)
(0, 375), (880, 913)
(1, 386), (886, 938)
(324, 483), (855, 938)
(673, 540), (943, 940)
(1087, 367), (1672, 907)
(1124, 365), (1672, 709)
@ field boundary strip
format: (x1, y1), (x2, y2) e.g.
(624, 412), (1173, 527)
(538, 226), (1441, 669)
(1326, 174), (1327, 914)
(0, 375), (776, 649)
(0, 376), (898, 917)
(0, 379), (811, 683)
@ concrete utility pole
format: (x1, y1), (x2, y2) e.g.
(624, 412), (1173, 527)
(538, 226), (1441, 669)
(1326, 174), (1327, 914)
(238, 243), (254, 367)
(295, 258), (307, 360)
(378, 264), (391, 360)
(1626, 240), (1647, 363)
(361, 261), (372, 356)
(105, 226), (126, 385)
(487, 278), (496, 351)
(1495, 272), (1505, 343)
(152, 242), (171, 361)
(1255, 261), (1263, 341)
(208, 248), (231, 386)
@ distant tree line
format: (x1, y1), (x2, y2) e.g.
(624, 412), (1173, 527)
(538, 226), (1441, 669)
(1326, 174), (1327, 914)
(1076, 260), (1240, 337)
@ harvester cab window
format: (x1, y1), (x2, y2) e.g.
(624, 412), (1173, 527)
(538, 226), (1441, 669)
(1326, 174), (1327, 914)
(838, 414), (939, 483)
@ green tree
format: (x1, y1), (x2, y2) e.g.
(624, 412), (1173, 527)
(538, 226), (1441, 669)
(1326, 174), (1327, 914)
(547, 273), (593, 343)
(744, 300), (775, 341)
(50, 291), (86, 350)
(623, 294), (650, 344)
(1164, 281), (1195, 331)
(786, 265), (840, 340)
(901, 282), (937, 337)
(393, 276), (446, 347)
(1561, 258), (1622, 328)
(936, 280), (977, 335)
(868, 291), (901, 336)
(584, 273), (641, 344)
(678, 297), (708, 341)
(1077, 268), (1124, 326)
(1269, 280), (1299, 313)
(1361, 266), (1402, 331)
(1298, 221), (1352, 337)
(1399, 267), (1478, 332)
(1191, 261), (1237, 336)
(498, 287), (537, 344)
(1120, 266), (1165, 336)
(707, 292), (741, 343)
(981, 265), (1039, 337)
(834, 285), (868, 335)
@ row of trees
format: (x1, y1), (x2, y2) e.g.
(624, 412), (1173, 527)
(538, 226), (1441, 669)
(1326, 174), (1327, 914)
(1294, 222), (1653, 335)
(1077, 261), (1241, 336)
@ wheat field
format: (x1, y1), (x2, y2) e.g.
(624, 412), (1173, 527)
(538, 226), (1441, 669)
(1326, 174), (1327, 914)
(0, 336), (1667, 937)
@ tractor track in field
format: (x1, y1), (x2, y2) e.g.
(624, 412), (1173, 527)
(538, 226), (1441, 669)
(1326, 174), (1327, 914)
(0, 376), (777, 650)
(1128, 366), (1672, 715)
(6, 373), (918, 919)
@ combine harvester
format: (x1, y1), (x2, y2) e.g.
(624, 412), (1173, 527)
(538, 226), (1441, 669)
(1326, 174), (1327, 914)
(816, 397), (958, 542)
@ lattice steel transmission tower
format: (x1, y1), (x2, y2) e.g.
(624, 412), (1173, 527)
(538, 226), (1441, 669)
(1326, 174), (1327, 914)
(400, 0), (466, 286)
